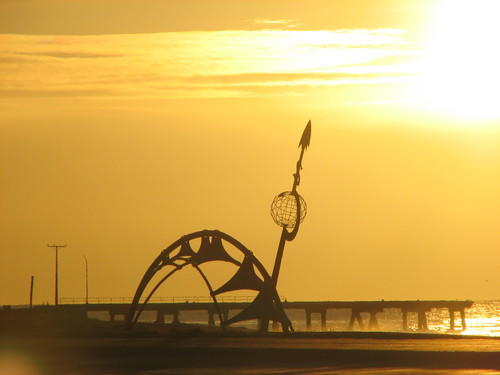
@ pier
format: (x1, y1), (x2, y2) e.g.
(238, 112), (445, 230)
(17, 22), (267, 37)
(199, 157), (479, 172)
(291, 300), (473, 331)
(10, 298), (473, 332)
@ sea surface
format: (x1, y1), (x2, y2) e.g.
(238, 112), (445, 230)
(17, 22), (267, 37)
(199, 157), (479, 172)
(121, 300), (500, 337)
(289, 300), (500, 337)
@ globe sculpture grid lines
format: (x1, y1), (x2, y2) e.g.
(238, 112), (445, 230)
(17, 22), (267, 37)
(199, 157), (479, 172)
(271, 191), (307, 228)
(126, 121), (311, 333)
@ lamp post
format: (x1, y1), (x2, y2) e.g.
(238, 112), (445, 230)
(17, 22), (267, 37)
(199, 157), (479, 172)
(47, 244), (67, 306)
(83, 255), (89, 304)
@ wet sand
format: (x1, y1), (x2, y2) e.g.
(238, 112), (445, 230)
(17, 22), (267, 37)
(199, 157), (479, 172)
(1, 331), (500, 374)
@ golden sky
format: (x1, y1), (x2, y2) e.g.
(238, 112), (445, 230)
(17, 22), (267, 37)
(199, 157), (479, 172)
(1, 0), (499, 305)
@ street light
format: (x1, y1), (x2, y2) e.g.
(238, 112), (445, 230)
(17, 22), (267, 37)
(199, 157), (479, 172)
(83, 255), (89, 304)
(47, 243), (67, 306)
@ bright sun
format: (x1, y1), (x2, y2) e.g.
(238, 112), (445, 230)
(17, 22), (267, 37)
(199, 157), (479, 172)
(415, 0), (500, 120)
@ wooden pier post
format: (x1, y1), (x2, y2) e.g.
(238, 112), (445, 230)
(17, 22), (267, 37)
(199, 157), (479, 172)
(449, 308), (468, 330)
(321, 310), (327, 331)
(348, 310), (364, 330)
(306, 310), (312, 330)
(460, 309), (466, 330)
(155, 310), (164, 324)
(368, 311), (379, 330)
(172, 310), (180, 324)
(449, 309), (455, 330)
(417, 310), (428, 330)
(208, 311), (215, 327)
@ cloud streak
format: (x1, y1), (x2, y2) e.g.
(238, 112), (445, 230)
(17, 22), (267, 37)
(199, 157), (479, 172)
(17, 51), (123, 59)
(0, 29), (419, 100)
(253, 18), (303, 29)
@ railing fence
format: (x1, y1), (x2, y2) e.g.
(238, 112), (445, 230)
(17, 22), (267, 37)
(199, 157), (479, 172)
(58, 295), (270, 304)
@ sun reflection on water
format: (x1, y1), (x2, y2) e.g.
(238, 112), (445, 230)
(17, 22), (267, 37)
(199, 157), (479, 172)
(460, 300), (500, 337)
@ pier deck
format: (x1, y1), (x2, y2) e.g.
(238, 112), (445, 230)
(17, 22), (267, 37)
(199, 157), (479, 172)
(18, 299), (473, 332)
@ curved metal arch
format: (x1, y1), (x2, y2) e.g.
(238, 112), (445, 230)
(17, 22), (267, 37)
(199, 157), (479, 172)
(131, 265), (184, 326)
(192, 264), (225, 327)
(126, 229), (280, 329)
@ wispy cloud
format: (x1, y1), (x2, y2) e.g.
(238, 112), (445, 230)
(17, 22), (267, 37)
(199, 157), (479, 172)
(253, 18), (302, 29)
(17, 51), (123, 59)
(0, 88), (122, 98)
(0, 29), (419, 99)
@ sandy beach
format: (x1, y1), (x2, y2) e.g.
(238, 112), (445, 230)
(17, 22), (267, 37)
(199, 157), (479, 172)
(2, 329), (500, 375)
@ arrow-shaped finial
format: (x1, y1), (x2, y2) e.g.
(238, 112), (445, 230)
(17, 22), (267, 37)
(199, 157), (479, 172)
(298, 120), (311, 150)
(292, 120), (311, 193)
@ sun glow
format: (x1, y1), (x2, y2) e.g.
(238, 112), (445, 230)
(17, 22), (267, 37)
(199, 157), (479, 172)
(414, 0), (500, 120)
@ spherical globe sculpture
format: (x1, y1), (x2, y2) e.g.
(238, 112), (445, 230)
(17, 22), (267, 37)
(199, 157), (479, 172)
(270, 191), (307, 229)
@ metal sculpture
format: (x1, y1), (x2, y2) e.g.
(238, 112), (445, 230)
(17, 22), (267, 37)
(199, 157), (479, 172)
(125, 230), (289, 330)
(270, 120), (311, 284)
(126, 121), (311, 332)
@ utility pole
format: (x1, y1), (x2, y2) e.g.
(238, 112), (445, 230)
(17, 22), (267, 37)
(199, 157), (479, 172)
(47, 244), (67, 306)
(83, 255), (89, 304)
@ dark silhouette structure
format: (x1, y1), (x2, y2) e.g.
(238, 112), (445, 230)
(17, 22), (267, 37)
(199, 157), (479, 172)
(126, 230), (290, 330)
(62, 299), (473, 332)
(126, 121), (311, 332)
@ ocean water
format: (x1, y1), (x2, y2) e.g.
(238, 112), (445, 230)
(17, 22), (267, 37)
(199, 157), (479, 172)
(287, 300), (500, 336)
(124, 300), (500, 337)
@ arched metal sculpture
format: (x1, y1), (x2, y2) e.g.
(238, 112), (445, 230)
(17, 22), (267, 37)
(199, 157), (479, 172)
(126, 121), (311, 333)
(126, 229), (291, 331)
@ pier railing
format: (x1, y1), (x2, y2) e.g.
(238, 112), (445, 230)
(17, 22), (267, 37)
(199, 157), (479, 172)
(59, 295), (263, 304)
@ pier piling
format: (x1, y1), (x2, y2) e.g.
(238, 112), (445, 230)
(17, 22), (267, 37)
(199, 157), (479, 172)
(36, 299), (472, 333)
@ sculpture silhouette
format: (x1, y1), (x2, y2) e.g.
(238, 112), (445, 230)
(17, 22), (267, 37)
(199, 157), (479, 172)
(126, 121), (311, 332)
